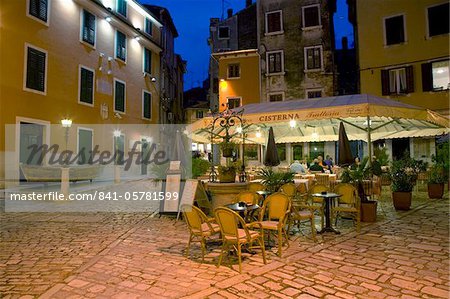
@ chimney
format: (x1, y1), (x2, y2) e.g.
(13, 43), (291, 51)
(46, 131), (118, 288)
(246, 0), (252, 7)
(227, 8), (233, 18)
(342, 37), (348, 50)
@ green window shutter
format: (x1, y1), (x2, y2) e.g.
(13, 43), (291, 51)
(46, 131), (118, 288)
(29, 0), (48, 22)
(82, 10), (96, 46)
(144, 48), (152, 74)
(116, 31), (126, 61)
(145, 18), (153, 36)
(115, 81), (125, 112)
(143, 92), (152, 119)
(117, 0), (127, 17)
(80, 68), (94, 104)
(26, 47), (46, 92)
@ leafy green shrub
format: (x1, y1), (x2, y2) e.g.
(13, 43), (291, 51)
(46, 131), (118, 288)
(391, 153), (426, 192)
(192, 158), (210, 179)
(428, 163), (446, 184)
(258, 168), (294, 192)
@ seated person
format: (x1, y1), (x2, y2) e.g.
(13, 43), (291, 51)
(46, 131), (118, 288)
(309, 159), (324, 173)
(318, 155), (325, 167)
(290, 160), (306, 174)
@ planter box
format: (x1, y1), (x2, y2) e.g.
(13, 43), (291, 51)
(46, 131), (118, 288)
(392, 191), (412, 210)
(361, 201), (377, 222)
(428, 183), (445, 199)
(219, 170), (236, 183)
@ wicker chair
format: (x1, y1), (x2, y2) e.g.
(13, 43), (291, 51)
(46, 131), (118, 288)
(181, 204), (220, 262)
(332, 183), (361, 232)
(215, 207), (266, 273)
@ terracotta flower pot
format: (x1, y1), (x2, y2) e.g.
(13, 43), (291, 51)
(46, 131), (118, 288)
(392, 191), (412, 210)
(428, 183), (444, 199)
(361, 201), (377, 222)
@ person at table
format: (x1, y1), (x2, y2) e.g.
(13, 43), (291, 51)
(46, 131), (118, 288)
(324, 155), (333, 168)
(309, 159), (324, 173)
(318, 156), (325, 167)
(290, 160), (306, 174)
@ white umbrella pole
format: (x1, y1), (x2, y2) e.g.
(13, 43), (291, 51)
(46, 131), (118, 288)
(367, 115), (372, 166)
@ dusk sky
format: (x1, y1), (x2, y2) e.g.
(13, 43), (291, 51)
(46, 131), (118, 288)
(140, 0), (354, 90)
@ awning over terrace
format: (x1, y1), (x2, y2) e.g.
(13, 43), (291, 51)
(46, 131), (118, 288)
(188, 94), (449, 145)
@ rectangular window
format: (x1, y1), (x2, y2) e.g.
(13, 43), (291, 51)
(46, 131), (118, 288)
(307, 90), (322, 98)
(81, 10), (96, 46)
(432, 60), (450, 90)
(115, 30), (127, 62)
(196, 110), (204, 119)
(145, 17), (153, 36)
(25, 46), (46, 93)
(29, 0), (48, 23)
(114, 79), (126, 113)
(117, 0), (127, 17)
(305, 46), (322, 70)
(143, 48), (152, 74)
(302, 5), (320, 28)
(142, 91), (152, 120)
(79, 66), (94, 105)
(427, 3), (449, 37)
(381, 66), (414, 95)
(227, 98), (241, 109)
(218, 27), (230, 39)
(384, 15), (405, 45)
(267, 51), (283, 74)
(227, 64), (240, 78)
(293, 143), (303, 161)
(269, 93), (283, 102)
(309, 142), (324, 159)
(265, 11), (283, 34)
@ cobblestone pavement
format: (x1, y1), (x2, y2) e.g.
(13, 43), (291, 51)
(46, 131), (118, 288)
(1, 188), (449, 298)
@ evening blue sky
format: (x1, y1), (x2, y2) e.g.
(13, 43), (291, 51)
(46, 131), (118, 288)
(140, 0), (354, 90)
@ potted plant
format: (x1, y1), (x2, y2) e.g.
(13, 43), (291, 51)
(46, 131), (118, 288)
(427, 163), (445, 199)
(220, 141), (236, 158)
(340, 157), (377, 222)
(258, 168), (294, 193)
(218, 165), (237, 183)
(390, 153), (425, 210)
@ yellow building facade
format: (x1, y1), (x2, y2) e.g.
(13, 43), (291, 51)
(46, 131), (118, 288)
(0, 0), (163, 187)
(213, 49), (261, 112)
(356, 0), (449, 115)
(353, 0), (449, 161)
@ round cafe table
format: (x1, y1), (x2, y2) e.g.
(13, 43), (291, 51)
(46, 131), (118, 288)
(225, 203), (260, 222)
(311, 192), (342, 234)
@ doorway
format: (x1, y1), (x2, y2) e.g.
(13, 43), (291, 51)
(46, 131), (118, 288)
(19, 122), (44, 180)
(392, 138), (410, 160)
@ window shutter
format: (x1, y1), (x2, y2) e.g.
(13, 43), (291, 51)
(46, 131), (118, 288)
(115, 82), (125, 112)
(406, 65), (414, 93)
(421, 63), (433, 92)
(39, 0), (47, 21)
(381, 70), (390, 95)
(26, 48), (45, 92)
(143, 92), (151, 119)
(86, 70), (93, 103)
(83, 11), (95, 45)
(144, 48), (152, 74)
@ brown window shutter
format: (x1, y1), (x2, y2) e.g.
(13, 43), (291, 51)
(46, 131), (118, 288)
(406, 65), (414, 93)
(421, 63), (433, 92)
(381, 70), (390, 95)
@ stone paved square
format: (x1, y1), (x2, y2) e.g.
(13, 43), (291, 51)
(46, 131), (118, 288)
(1, 185), (449, 299)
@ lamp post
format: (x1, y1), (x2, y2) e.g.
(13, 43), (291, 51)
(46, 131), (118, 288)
(61, 118), (72, 165)
(209, 108), (246, 182)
